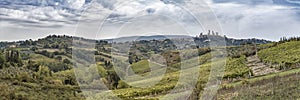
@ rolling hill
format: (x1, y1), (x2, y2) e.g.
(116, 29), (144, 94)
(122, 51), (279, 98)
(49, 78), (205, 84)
(0, 35), (299, 99)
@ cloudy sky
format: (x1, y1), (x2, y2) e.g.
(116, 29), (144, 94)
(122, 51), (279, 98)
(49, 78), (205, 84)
(0, 0), (300, 41)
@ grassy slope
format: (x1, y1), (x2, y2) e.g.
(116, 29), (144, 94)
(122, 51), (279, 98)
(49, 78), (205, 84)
(224, 55), (249, 79)
(0, 67), (84, 100)
(8, 48), (249, 99)
(218, 41), (300, 100)
(258, 41), (300, 64)
(106, 51), (249, 99)
(217, 68), (300, 100)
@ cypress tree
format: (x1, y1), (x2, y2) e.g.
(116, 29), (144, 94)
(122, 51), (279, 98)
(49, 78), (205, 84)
(0, 53), (6, 69)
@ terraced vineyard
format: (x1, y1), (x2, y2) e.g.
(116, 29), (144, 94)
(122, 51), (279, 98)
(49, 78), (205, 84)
(217, 40), (300, 100)
(246, 55), (278, 76)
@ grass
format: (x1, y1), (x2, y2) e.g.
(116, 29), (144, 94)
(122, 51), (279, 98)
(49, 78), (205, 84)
(29, 54), (56, 62)
(104, 50), (251, 99)
(216, 41), (300, 99)
(131, 60), (151, 75)
(217, 68), (300, 100)
(110, 55), (213, 99)
(38, 49), (61, 52)
(108, 51), (234, 99)
(224, 55), (250, 79)
(0, 47), (254, 100)
(258, 41), (300, 65)
(0, 67), (84, 100)
(222, 68), (300, 88)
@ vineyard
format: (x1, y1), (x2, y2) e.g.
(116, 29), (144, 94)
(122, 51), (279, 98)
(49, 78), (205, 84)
(0, 35), (299, 99)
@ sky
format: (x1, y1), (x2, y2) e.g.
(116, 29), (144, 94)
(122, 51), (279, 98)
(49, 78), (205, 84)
(0, 0), (300, 41)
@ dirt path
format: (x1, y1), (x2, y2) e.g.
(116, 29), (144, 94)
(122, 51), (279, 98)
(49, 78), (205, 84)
(246, 55), (278, 76)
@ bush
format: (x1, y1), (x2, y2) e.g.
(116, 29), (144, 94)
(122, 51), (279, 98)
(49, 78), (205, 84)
(0, 83), (15, 99)
(37, 65), (52, 80)
(36, 50), (54, 58)
(47, 62), (70, 72)
(117, 80), (130, 89)
(17, 72), (32, 82)
(63, 59), (71, 64)
(241, 79), (250, 85)
(48, 79), (63, 85)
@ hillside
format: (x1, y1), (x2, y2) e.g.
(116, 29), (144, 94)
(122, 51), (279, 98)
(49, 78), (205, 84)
(0, 35), (298, 99)
(258, 41), (300, 70)
(217, 40), (300, 99)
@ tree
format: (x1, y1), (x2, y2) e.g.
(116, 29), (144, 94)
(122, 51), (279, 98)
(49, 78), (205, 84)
(106, 70), (120, 89)
(27, 60), (39, 71)
(56, 56), (62, 62)
(37, 65), (52, 80)
(63, 59), (71, 64)
(0, 53), (6, 69)
(104, 60), (112, 68)
(30, 47), (38, 51)
(4, 50), (22, 66)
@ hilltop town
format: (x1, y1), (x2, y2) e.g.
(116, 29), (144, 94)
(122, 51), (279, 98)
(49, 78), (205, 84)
(196, 30), (224, 38)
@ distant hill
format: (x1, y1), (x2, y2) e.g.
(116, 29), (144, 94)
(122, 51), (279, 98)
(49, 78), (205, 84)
(102, 35), (272, 47)
(0, 34), (272, 49)
(103, 35), (193, 43)
(194, 35), (272, 47)
(102, 34), (271, 46)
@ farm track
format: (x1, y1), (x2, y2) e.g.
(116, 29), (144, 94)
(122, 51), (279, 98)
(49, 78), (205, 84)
(246, 55), (278, 76)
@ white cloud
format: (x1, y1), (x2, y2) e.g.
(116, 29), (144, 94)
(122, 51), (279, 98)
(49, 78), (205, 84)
(65, 0), (86, 9)
(209, 1), (300, 40)
(1, 0), (300, 41)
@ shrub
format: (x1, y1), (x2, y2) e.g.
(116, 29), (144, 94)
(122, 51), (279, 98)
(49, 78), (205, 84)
(117, 80), (130, 89)
(241, 79), (250, 85)
(48, 79), (63, 85)
(17, 72), (32, 82)
(37, 65), (52, 80)
(63, 59), (71, 64)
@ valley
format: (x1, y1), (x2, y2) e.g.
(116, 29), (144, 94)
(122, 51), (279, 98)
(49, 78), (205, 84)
(0, 35), (299, 99)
